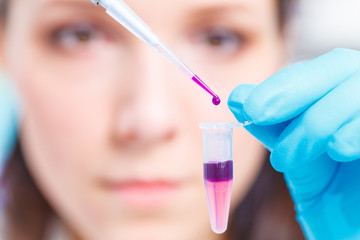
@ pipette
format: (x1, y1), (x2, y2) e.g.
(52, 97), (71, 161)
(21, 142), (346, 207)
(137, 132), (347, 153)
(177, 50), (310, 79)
(90, 0), (221, 105)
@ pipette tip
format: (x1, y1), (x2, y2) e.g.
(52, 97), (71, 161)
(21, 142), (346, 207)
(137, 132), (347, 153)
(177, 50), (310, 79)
(191, 75), (221, 106)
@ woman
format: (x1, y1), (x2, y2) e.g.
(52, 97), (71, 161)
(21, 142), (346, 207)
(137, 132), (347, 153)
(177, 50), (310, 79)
(1, 0), (359, 239)
(0, 0), (301, 239)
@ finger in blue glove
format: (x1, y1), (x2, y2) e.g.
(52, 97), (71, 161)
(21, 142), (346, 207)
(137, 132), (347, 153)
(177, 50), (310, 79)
(228, 48), (360, 240)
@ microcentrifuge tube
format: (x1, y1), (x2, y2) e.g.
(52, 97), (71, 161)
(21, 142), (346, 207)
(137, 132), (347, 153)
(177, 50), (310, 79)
(199, 122), (240, 234)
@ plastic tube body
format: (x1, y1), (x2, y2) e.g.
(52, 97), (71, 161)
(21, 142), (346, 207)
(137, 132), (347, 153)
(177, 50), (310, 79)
(199, 122), (239, 234)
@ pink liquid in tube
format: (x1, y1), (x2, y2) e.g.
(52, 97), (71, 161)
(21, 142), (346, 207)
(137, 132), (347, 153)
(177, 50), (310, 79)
(204, 160), (233, 234)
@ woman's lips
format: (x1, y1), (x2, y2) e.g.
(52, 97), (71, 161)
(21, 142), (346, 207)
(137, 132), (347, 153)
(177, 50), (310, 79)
(103, 180), (181, 208)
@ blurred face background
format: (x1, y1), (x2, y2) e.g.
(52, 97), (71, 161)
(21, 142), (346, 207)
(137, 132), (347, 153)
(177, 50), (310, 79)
(0, 0), (285, 239)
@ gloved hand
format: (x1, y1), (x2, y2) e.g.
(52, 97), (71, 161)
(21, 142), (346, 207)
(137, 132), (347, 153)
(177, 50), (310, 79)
(0, 76), (18, 165)
(228, 48), (360, 240)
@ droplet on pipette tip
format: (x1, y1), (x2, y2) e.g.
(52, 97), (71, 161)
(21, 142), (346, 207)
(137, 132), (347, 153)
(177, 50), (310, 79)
(212, 95), (221, 106)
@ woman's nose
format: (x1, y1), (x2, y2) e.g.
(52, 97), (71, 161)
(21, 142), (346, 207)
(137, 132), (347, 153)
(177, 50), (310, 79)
(111, 46), (179, 147)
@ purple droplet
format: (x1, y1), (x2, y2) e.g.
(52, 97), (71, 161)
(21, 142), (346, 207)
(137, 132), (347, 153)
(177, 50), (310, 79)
(212, 96), (221, 106)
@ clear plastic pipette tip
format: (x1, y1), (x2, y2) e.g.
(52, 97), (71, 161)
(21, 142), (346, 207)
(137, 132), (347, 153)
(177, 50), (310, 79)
(154, 43), (221, 105)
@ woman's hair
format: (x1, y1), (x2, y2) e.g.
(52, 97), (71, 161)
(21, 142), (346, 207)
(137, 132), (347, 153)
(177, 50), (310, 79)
(0, 0), (7, 22)
(1, 144), (53, 240)
(0, 0), (303, 239)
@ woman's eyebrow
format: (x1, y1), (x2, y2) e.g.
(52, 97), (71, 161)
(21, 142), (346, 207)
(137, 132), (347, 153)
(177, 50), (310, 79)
(185, 2), (258, 25)
(38, 0), (95, 9)
(183, 2), (258, 23)
(32, 0), (108, 25)
(188, 1), (252, 14)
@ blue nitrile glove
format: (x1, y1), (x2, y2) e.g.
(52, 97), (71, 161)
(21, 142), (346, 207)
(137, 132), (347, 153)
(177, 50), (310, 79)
(0, 76), (18, 166)
(228, 48), (360, 240)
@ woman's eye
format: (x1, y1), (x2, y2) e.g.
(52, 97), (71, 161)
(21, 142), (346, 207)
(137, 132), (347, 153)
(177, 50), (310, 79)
(193, 26), (245, 58)
(51, 23), (106, 51)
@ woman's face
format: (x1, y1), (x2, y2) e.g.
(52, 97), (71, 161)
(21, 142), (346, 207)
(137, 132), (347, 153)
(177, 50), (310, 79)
(1, 0), (284, 239)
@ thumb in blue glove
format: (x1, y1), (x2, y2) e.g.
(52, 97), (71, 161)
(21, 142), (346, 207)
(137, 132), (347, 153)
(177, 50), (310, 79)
(229, 48), (360, 240)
